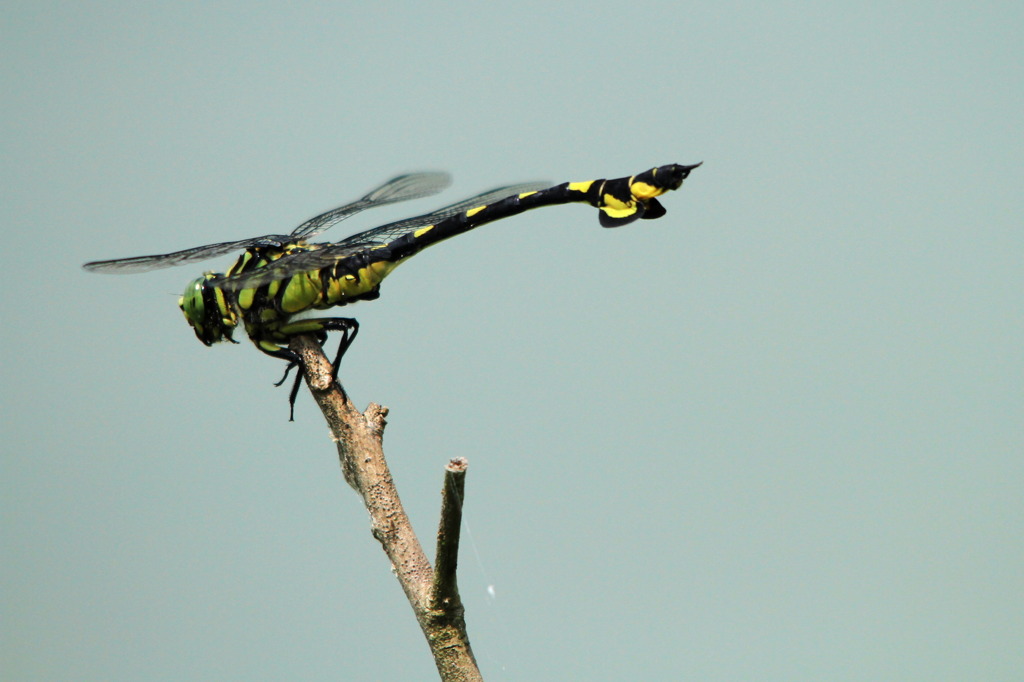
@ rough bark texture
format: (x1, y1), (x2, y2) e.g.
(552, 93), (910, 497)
(290, 335), (480, 681)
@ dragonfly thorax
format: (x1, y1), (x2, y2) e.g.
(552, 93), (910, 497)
(179, 274), (239, 346)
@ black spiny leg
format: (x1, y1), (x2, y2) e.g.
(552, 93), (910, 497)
(268, 319), (359, 420)
(320, 318), (359, 381)
(273, 329), (331, 420)
(286, 369), (303, 422)
(271, 356), (305, 421)
(274, 361), (299, 388)
(254, 344), (307, 421)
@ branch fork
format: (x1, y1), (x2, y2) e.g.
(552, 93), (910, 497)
(290, 334), (481, 681)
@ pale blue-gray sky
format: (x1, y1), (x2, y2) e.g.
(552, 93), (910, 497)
(3, 2), (1021, 679)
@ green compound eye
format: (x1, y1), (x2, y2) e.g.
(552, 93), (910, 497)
(178, 275), (234, 346)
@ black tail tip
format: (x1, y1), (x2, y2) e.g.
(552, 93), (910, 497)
(658, 161), (702, 190)
(674, 161), (703, 177)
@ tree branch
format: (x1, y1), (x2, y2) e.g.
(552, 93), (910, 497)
(432, 458), (468, 612)
(289, 335), (481, 681)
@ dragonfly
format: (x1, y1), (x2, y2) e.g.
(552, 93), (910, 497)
(84, 162), (701, 418)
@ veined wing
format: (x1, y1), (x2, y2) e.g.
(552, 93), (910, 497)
(310, 180), (549, 252)
(82, 172), (451, 274)
(288, 171), (450, 239)
(82, 235), (296, 274)
(215, 181), (550, 290)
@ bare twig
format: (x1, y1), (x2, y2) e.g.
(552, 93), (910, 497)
(290, 335), (482, 681)
(432, 458), (468, 611)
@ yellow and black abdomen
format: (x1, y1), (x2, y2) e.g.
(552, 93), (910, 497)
(319, 253), (399, 309)
(376, 162), (702, 264)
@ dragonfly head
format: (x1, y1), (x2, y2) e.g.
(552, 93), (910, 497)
(179, 274), (238, 346)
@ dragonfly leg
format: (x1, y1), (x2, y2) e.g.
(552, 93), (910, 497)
(264, 319), (358, 419)
(253, 341), (311, 421)
(277, 318), (358, 380)
(281, 328), (337, 421)
(274, 361), (298, 387)
(272, 328), (329, 387)
(286, 369), (303, 422)
(318, 318), (359, 380)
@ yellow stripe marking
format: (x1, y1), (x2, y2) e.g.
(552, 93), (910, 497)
(630, 181), (663, 200)
(602, 193), (634, 211)
(238, 287), (255, 310)
(602, 206), (638, 219)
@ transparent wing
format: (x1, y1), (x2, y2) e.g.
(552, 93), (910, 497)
(289, 171), (451, 239)
(82, 235), (295, 273)
(82, 171), (451, 274)
(310, 181), (549, 252)
(216, 181), (550, 290)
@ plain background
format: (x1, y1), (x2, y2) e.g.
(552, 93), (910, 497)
(3, 2), (1021, 680)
